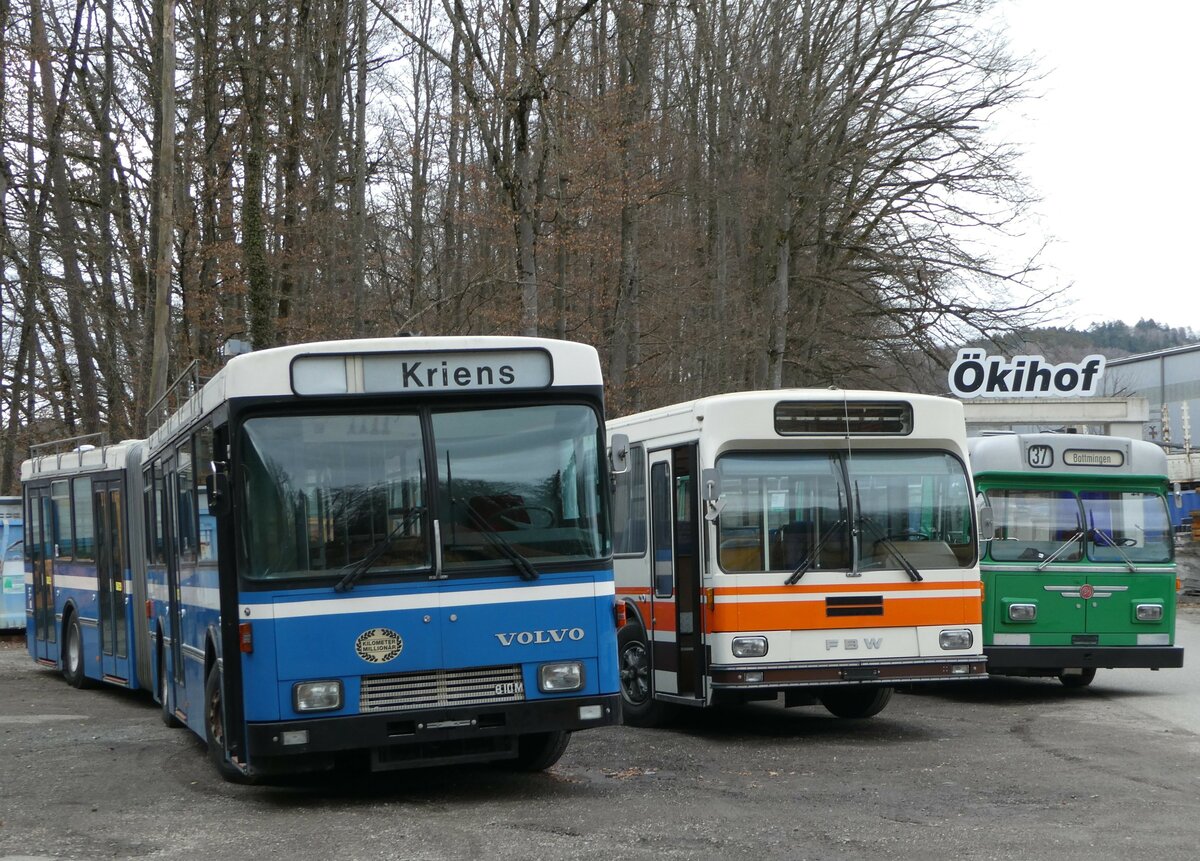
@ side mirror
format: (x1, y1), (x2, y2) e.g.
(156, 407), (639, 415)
(206, 461), (231, 517)
(609, 433), (630, 475)
(701, 468), (726, 522)
(977, 504), (995, 541)
(1174, 481), (1183, 509)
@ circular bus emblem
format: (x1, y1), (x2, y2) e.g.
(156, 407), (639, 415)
(355, 628), (403, 663)
(1079, 584), (1094, 600)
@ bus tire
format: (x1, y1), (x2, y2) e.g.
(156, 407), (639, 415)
(618, 624), (674, 727)
(61, 613), (89, 689)
(1058, 668), (1096, 689)
(507, 731), (570, 771)
(205, 667), (248, 783)
(159, 648), (182, 728)
(820, 685), (893, 719)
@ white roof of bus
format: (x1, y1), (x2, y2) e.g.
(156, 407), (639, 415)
(21, 439), (145, 482)
(607, 389), (967, 448)
(148, 336), (603, 450)
(968, 432), (1168, 477)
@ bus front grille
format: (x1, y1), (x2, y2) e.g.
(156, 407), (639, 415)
(360, 665), (526, 713)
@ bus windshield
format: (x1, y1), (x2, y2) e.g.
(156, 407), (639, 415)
(716, 451), (974, 573)
(982, 488), (1172, 565)
(240, 405), (609, 581)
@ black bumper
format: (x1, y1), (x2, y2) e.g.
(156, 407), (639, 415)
(985, 646), (1184, 670)
(244, 693), (619, 769)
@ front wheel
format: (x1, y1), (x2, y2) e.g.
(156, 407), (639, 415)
(618, 624), (675, 728)
(506, 731), (570, 771)
(819, 686), (893, 719)
(61, 614), (89, 689)
(1059, 668), (1097, 689)
(205, 667), (249, 783)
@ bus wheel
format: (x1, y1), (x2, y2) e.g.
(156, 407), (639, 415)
(205, 668), (248, 783)
(507, 731), (570, 772)
(159, 648), (182, 728)
(618, 624), (674, 727)
(820, 686), (893, 719)
(61, 614), (89, 689)
(1058, 668), (1096, 689)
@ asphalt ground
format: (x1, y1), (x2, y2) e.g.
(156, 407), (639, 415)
(2, 619), (1199, 861)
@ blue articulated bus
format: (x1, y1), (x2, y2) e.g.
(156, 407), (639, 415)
(21, 336), (620, 780)
(2, 496), (24, 629)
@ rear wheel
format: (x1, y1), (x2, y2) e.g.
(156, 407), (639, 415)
(618, 624), (675, 727)
(205, 667), (248, 782)
(1058, 668), (1097, 689)
(61, 614), (88, 688)
(820, 686), (893, 719)
(507, 731), (570, 771)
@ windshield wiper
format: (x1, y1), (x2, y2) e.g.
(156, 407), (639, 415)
(856, 514), (923, 582)
(453, 498), (539, 581)
(1089, 527), (1137, 572)
(334, 506), (426, 593)
(1035, 531), (1083, 571)
(784, 519), (845, 586)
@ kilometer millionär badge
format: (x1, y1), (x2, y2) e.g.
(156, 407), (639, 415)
(355, 627), (403, 663)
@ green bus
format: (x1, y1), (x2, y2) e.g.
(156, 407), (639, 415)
(969, 433), (1183, 687)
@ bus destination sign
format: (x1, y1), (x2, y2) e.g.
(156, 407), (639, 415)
(292, 349), (553, 395)
(1063, 449), (1124, 468)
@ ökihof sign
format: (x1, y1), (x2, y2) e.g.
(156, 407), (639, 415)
(948, 349), (1106, 398)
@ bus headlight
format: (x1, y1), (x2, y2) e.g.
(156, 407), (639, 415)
(539, 662), (584, 692)
(731, 636), (768, 658)
(1008, 603), (1037, 622)
(293, 680), (343, 712)
(1135, 604), (1164, 622)
(939, 629), (973, 650)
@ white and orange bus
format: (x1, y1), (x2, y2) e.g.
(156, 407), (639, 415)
(607, 390), (986, 724)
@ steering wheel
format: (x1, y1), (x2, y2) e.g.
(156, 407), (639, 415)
(887, 530), (930, 541)
(495, 504), (557, 529)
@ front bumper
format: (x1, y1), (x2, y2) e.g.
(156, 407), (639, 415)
(709, 654), (987, 688)
(985, 645), (1183, 670)
(244, 693), (620, 772)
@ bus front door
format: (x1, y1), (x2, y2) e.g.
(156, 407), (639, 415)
(648, 446), (705, 703)
(95, 481), (130, 681)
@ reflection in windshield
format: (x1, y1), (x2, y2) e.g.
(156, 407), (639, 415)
(241, 414), (429, 580)
(986, 490), (1083, 563)
(1081, 491), (1172, 563)
(434, 405), (608, 569)
(716, 451), (973, 573)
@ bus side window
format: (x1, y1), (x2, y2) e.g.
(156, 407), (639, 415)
(613, 444), (646, 555)
(73, 477), (94, 561)
(176, 441), (197, 563)
(195, 427), (217, 563)
(51, 480), (72, 559)
(152, 462), (167, 565)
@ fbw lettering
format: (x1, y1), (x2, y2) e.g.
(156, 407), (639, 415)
(825, 637), (883, 651)
(400, 360), (517, 389)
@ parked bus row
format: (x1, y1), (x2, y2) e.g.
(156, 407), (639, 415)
(14, 336), (1184, 781)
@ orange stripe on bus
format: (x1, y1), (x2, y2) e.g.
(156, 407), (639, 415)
(711, 595), (980, 632)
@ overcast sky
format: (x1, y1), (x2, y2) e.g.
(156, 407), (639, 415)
(990, 0), (1200, 335)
